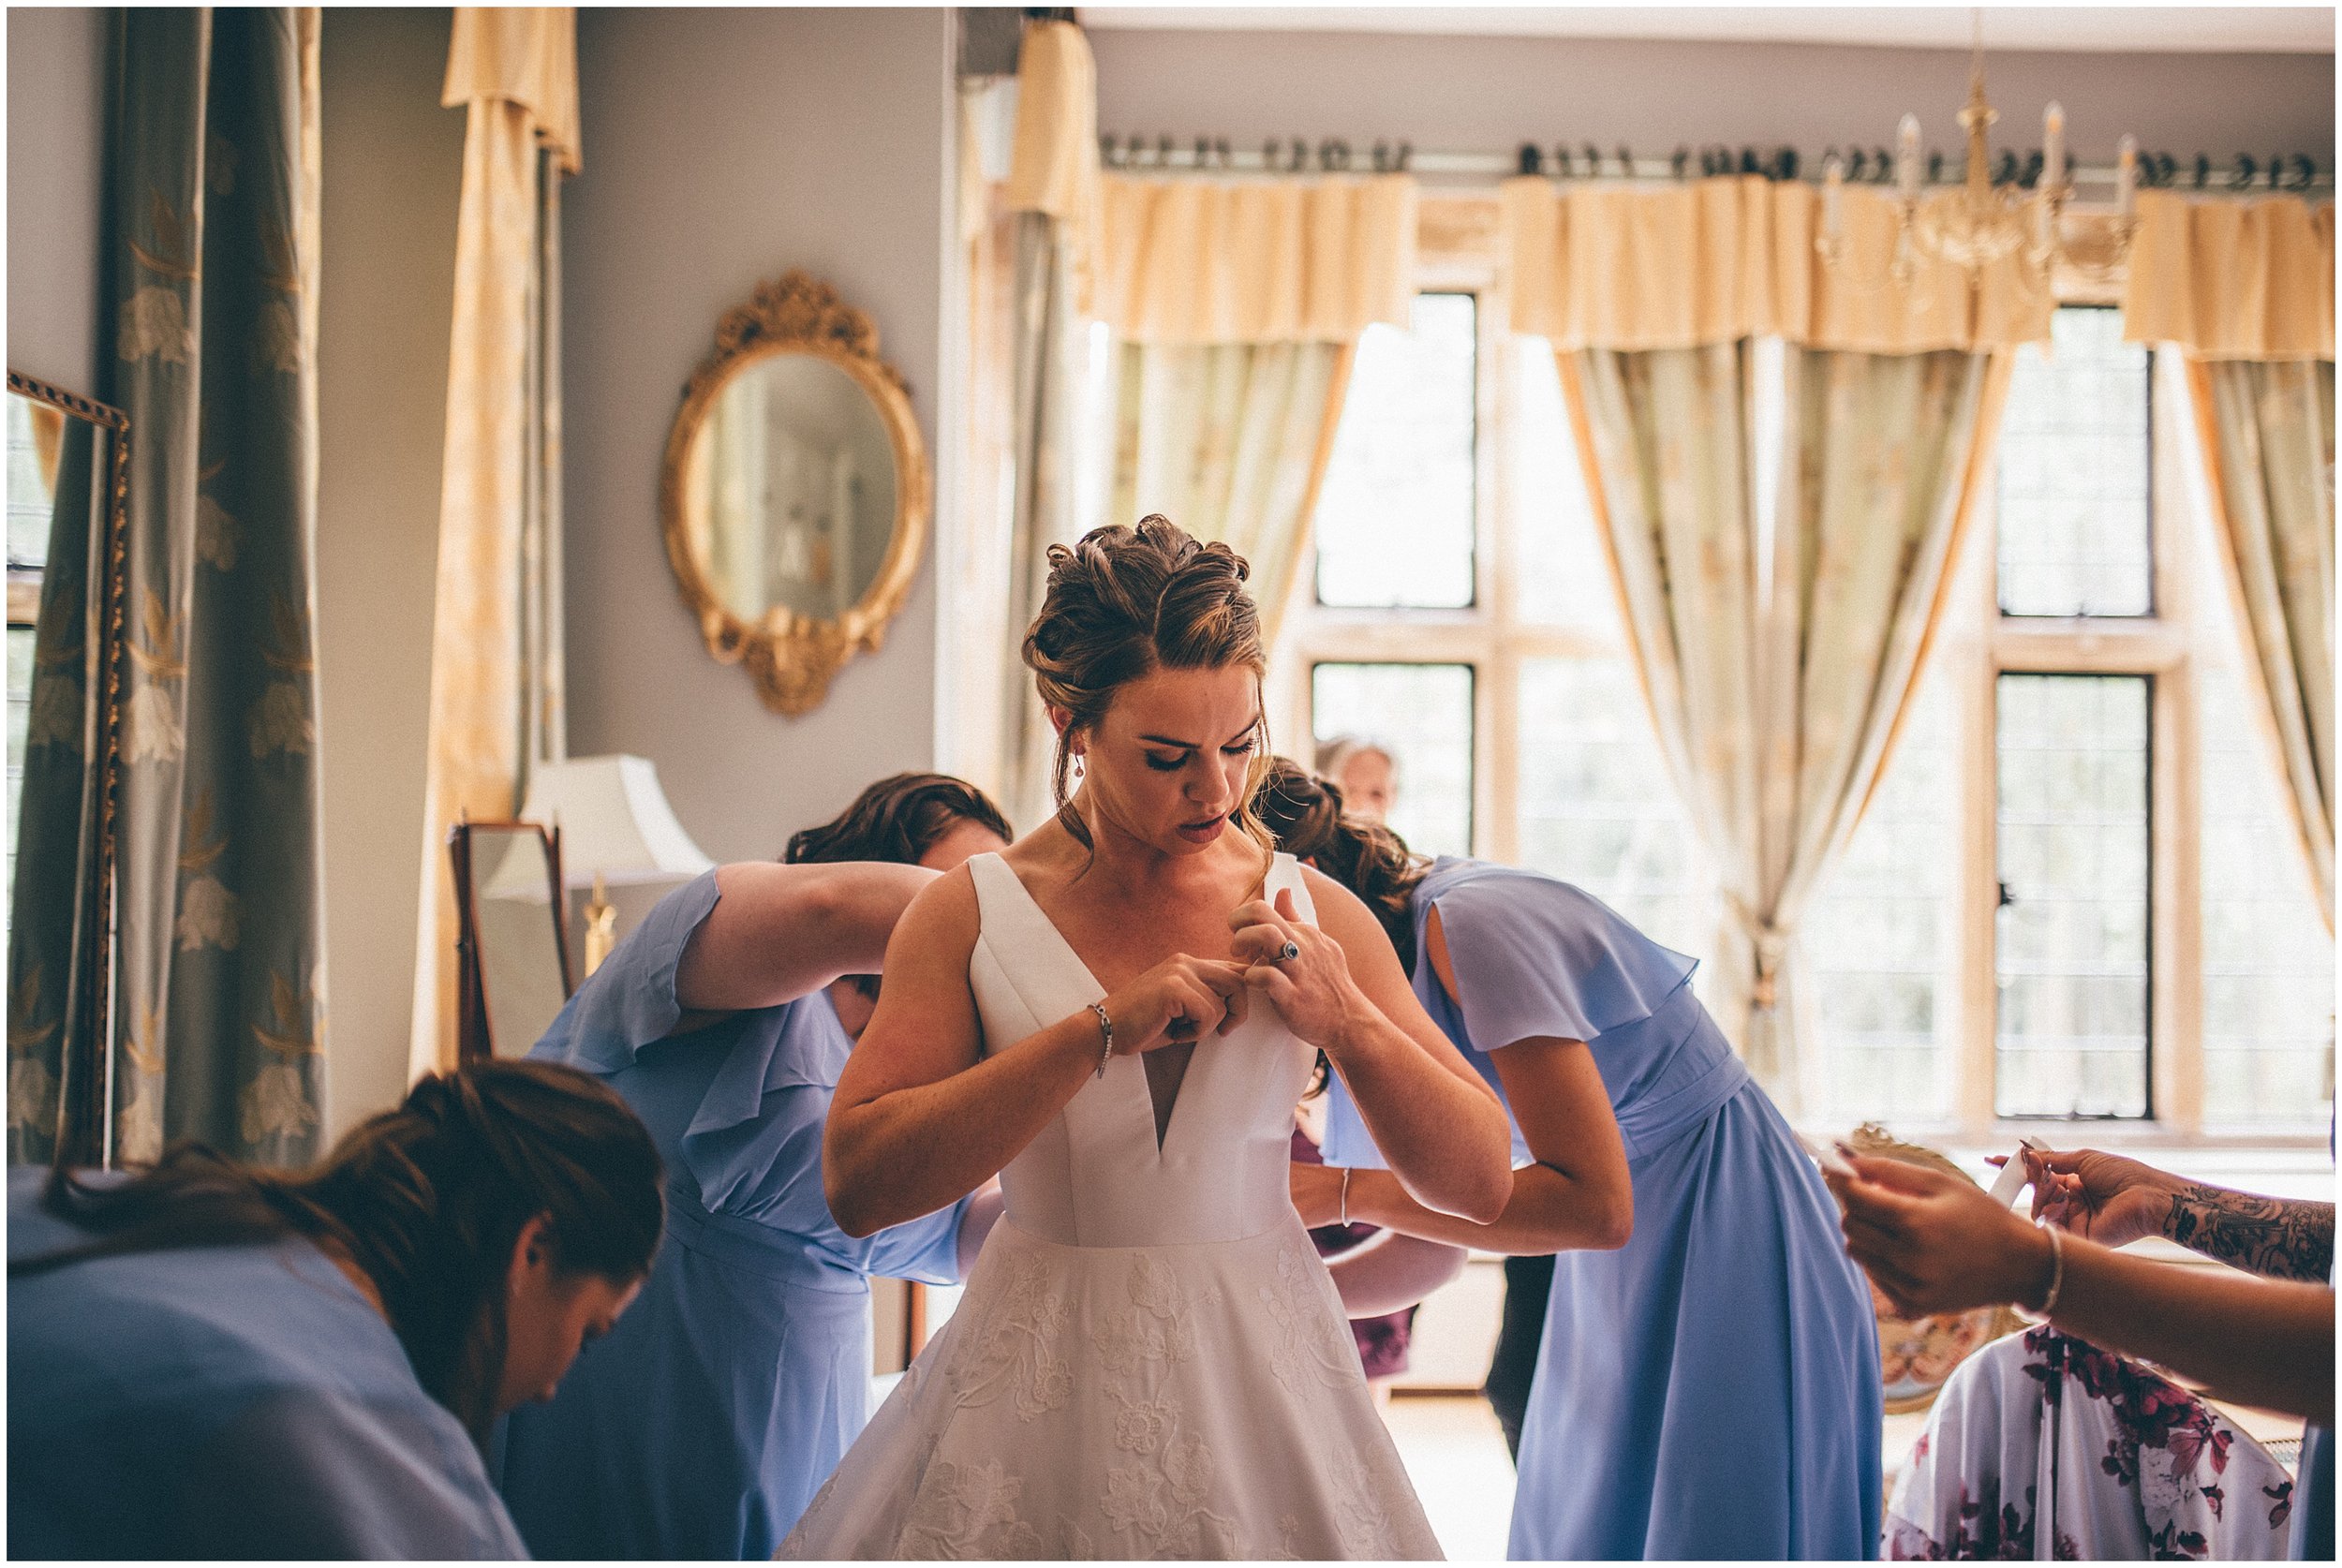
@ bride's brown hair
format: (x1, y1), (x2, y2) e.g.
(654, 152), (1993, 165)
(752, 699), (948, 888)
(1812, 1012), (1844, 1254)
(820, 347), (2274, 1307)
(1022, 515), (1274, 859)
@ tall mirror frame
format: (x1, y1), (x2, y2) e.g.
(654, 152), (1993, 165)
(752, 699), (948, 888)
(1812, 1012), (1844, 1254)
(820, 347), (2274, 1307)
(449, 819), (576, 1063)
(7, 368), (132, 1167)
(659, 271), (930, 717)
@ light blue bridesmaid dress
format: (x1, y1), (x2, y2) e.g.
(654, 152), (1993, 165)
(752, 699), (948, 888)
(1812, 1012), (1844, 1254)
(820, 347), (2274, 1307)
(8, 1168), (526, 1559)
(1323, 857), (1882, 1560)
(496, 870), (969, 1559)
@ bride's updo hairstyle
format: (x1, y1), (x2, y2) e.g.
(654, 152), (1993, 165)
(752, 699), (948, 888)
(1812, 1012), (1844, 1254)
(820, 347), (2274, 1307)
(1023, 514), (1273, 854)
(1253, 757), (1430, 973)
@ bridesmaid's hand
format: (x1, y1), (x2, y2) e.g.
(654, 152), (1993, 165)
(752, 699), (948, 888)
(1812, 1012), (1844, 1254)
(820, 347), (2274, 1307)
(1831, 1154), (2056, 1320)
(1230, 889), (1369, 1051)
(2014, 1146), (2179, 1249)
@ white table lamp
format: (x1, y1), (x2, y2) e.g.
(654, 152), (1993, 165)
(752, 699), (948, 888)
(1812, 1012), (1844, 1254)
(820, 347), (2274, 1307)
(517, 755), (714, 973)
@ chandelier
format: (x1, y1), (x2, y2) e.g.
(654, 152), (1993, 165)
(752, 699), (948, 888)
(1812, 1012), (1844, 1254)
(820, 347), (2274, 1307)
(1817, 12), (2139, 292)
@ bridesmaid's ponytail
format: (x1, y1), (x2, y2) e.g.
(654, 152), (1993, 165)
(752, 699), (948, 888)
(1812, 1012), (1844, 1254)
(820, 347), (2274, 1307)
(1252, 758), (1430, 976)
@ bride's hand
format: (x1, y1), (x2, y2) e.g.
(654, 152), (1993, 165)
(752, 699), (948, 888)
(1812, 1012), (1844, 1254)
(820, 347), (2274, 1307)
(1231, 889), (1367, 1051)
(1098, 954), (1253, 1054)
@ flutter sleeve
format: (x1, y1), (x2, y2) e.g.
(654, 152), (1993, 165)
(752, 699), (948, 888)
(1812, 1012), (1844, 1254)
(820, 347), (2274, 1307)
(1428, 868), (1696, 1054)
(533, 870), (723, 1073)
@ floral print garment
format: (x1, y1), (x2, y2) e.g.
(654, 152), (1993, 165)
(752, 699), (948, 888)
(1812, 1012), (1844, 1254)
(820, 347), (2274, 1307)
(1887, 1326), (2294, 1561)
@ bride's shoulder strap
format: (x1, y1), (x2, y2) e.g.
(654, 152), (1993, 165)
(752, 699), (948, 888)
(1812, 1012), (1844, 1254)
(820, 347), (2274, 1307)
(1266, 850), (1320, 925)
(962, 851), (1022, 929)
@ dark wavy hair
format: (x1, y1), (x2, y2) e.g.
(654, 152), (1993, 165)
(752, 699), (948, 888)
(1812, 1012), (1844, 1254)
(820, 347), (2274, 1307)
(1021, 515), (1272, 858)
(784, 772), (1012, 868)
(785, 772), (1012, 998)
(11, 1060), (663, 1446)
(1252, 756), (1430, 975)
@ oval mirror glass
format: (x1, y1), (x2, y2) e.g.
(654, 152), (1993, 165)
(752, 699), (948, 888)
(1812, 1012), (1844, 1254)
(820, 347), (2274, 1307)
(685, 353), (900, 624)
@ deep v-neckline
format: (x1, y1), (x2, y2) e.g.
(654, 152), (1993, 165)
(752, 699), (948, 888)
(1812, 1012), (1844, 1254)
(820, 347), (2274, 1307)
(987, 854), (1248, 1157)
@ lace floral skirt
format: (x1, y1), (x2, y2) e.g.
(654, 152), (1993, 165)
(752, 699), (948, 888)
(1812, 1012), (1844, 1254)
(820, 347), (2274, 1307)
(778, 1217), (1442, 1561)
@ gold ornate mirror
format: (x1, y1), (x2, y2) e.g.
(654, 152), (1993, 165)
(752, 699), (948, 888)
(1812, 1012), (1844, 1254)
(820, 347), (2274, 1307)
(660, 272), (928, 716)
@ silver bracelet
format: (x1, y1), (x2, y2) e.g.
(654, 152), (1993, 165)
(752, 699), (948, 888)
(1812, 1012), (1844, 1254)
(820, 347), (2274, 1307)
(1339, 1167), (1352, 1228)
(2035, 1221), (2066, 1317)
(1088, 1001), (1114, 1079)
(2016, 1221), (2067, 1322)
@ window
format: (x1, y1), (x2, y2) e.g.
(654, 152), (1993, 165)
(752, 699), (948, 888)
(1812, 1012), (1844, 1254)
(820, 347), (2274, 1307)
(1995, 307), (2153, 617)
(1993, 673), (2152, 1118)
(6, 394), (53, 944)
(1806, 303), (2333, 1138)
(1283, 268), (1712, 974)
(1313, 292), (1477, 610)
(1291, 262), (2329, 1144)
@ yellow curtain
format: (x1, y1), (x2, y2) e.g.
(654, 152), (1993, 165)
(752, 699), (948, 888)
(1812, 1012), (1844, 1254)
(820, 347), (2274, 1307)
(2122, 190), (2335, 929)
(2122, 192), (2334, 361)
(1502, 174), (2053, 352)
(409, 7), (578, 1077)
(1098, 175), (1417, 346)
(1518, 175), (2023, 1107)
(997, 20), (1409, 779)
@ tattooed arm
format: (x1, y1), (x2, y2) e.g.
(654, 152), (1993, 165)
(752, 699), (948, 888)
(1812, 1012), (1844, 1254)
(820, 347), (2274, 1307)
(2020, 1146), (2335, 1283)
(2161, 1183), (2334, 1283)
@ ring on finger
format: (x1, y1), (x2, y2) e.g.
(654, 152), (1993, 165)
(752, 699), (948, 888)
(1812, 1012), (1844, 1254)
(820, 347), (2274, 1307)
(1276, 939), (1301, 963)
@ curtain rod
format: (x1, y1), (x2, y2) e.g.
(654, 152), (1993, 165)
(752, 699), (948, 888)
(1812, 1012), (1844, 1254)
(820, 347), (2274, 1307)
(1098, 134), (2335, 194)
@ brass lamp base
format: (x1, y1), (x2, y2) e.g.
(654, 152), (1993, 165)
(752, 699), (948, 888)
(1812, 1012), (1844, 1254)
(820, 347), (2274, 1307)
(583, 871), (618, 976)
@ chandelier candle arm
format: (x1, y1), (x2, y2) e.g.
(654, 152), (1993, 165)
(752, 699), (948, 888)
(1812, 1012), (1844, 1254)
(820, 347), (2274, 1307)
(1817, 22), (2142, 298)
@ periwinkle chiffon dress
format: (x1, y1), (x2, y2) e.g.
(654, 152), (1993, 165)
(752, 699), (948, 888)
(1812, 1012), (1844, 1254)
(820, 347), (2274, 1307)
(1322, 857), (1883, 1560)
(496, 871), (970, 1559)
(7, 1169), (525, 1559)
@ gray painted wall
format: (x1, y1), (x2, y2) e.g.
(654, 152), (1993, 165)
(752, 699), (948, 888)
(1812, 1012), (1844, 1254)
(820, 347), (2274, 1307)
(7, 6), (106, 394)
(563, 7), (955, 864)
(1090, 29), (2334, 170)
(316, 7), (464, 1135)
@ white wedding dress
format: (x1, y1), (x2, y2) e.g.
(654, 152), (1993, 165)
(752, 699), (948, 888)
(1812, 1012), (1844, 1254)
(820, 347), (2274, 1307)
(779, 851), (1441, 1560)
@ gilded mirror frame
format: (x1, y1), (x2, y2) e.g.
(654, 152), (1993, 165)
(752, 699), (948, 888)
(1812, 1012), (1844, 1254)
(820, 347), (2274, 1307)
(660, 272), (930, 717)
(7, 368), (132, 1167)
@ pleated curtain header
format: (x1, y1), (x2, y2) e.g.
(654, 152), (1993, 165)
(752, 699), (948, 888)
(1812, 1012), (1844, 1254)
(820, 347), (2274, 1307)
(1003, 20), (1097, 227)
(2120, 192), (2335, 361)
(1002, 22), (1412, 345)
(1096, 175), (1418, 345)
(442, 7), (581, 173)
(1501, 174), (2056, 353)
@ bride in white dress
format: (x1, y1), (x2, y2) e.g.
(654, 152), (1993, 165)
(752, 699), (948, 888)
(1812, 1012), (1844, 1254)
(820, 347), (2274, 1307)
(782, 517), (1514, 1560)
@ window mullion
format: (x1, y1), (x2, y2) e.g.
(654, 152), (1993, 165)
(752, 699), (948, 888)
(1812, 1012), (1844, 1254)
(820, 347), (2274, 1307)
(1956, 515), (2001, 1143)
(2150, 364), (2205, 1132)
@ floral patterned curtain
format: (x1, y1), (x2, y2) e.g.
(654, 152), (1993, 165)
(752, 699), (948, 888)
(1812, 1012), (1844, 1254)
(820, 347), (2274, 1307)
(7, 8), (330, 1165)
(2188, 359), (2335, 931)
(1558, 343), (2005, 1117)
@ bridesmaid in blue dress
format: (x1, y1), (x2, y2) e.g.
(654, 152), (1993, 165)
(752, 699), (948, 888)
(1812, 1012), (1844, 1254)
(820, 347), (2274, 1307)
(9, 1061), (661, 1559)
(496, 775), (1011, 1559)
(1259, 762), (1881, 1560)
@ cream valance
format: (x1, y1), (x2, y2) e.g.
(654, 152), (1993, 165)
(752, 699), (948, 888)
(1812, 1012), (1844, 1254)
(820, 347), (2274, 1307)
(1501, 175), (2053, 352)
(442, 7), (580, 173)
(1096, 174), (1417, 344)
(1003, 21), (1096, 226)
(2121, 192), (2335, 361)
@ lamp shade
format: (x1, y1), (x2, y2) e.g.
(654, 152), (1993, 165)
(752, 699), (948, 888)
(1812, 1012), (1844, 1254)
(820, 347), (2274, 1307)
(517, 755), (714, 886)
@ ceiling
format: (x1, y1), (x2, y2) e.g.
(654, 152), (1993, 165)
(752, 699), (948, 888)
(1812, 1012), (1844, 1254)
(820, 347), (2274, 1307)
(1078, 7), (2336, 55)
